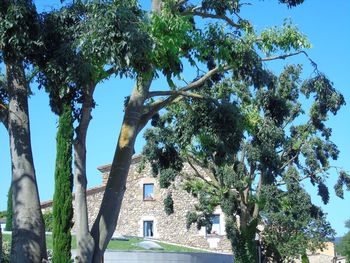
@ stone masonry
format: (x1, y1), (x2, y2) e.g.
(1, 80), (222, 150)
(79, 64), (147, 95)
(41, 155), (232, 253)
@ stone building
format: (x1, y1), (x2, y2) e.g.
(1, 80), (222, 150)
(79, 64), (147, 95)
(295, 242), (347, 263)
(41, 155), (232, 253)
(42, 155), (344, 261)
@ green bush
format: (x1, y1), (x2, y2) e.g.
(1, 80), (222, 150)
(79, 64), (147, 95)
(163, 193), (174, 215)
(1, 239), (11, 263)
(43, 212), (54, 232)
(301, 253), (310, 263)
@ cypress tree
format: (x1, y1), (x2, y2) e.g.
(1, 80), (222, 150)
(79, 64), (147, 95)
(52, 103), (74, 263)
(5, 186), (12, 231)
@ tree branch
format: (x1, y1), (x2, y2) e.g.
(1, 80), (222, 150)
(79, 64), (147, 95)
(147, 90), (220, 105)
(0, 104), (9, 130)
(139, 65), (232, 127)
(182, 9), (241, 28)
(186, 156), (220, 190)
(261, 50), (317, 70)
(181, 65), (232, 92)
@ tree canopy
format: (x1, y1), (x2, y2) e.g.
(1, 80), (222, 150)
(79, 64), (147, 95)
(0, 0), (349, 262)
(141, 2), (348, 261)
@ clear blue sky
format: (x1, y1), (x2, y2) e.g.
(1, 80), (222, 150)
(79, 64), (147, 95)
(1, 0), (349, 237)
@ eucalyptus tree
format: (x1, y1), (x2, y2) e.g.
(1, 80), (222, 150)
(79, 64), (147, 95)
(0, 1), (47, 261)
(7, 0), (338, 262)
(36, 7), (86, 261)
(35, 2), (151, 261)
(133, 2), (350, 263)
(80, 0), (325, 262)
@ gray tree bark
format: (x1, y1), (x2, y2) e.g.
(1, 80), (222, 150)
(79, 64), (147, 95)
(152, 0), (162, 13)
(89, 76), (152, 263)
(74, 82), (96, 263)
(6, 61), (47, 263)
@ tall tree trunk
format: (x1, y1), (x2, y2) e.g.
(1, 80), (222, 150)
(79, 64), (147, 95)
(6, 61), (47, 263)
(152, 0), (162, 13)
(74, 83), (96, 263)
(90, 76), (152, 263)
(52, 103), (74, 263)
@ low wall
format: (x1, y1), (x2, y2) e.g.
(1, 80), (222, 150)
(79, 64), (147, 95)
(72, 250), (234, 263)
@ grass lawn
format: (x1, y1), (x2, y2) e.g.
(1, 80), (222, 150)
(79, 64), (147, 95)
(2, 234), (206, 253)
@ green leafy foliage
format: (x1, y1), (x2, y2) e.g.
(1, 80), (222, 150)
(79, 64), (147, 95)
(36, 4), (88, 115)
(77, 1), (152, 75)
(262, 181), (334, 260)
(279, 0), (305, 8)
(258, 19), (311, 55)
(150, 5), (193, 80)
(163, 192), (174, 215)
(0, 0), (41, 63)
(43, 212), (54, 232)
(143, 60), (344, 261)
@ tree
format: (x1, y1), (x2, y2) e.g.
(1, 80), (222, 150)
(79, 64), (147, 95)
(42, 212), (53, 233)
(0, 1), (47, 261)
(142, 63), (343, 261)
(52, 103), (74, 263)
(336, 220), (350, 262)
(2, 1), (347, 262)
(63, 1), (345, 262)
(34, 2), (150, 261)
(5, 186), (12, 231)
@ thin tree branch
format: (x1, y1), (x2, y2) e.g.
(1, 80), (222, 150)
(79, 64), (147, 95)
(279, 123), (312, 171)
(181, 65), (233, 92)
(27, 68), (40, 83)
(182, 9), (241, 28)
(275, 174), (310, 187)
(261, 51), (304, 61)
(188, 155), (223, 187)
(186, 156), (220, 190)
(147, 90), (220, 105)
(139, 65), (232, 126)
(261, 50), (317, 70)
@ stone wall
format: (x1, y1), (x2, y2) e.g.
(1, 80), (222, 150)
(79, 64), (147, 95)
(41, 156), (232, 253)
(100, 159), (232, 253)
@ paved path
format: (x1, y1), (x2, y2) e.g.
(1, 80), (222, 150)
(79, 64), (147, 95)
(72, 250), (234, 263)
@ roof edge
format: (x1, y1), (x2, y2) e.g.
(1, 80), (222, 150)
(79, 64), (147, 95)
(40, 185), (106, 209)
(96, 154), (142, 173)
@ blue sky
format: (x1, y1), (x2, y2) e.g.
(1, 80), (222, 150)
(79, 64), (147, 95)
(1, 0), (349, 237)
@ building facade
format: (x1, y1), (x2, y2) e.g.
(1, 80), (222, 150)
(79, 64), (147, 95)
(41, 155), (344, 262)
(41, 155), (232, 253)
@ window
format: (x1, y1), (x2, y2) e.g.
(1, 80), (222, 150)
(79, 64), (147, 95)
(143, 220), (154, 237)
(207, 215), (221, 235)
(143, 183), (154, 200)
